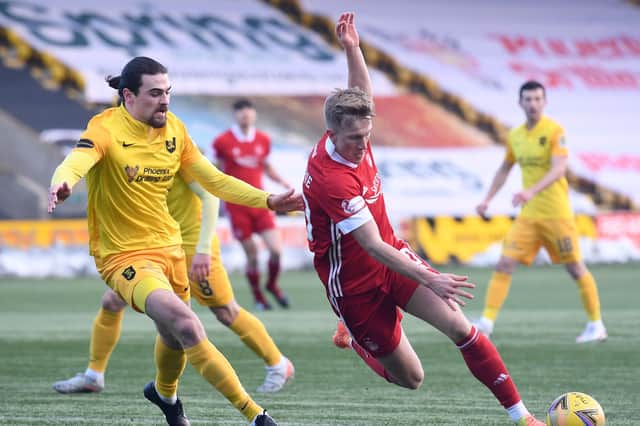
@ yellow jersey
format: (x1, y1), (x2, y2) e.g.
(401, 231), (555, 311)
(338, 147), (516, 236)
(167, 173), (203, 256)
(51, 105), (268, 258)
(505, 116), (572, 219)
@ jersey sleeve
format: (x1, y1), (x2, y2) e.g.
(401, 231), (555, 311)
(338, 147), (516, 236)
(51, 120), (110, 187)
(317, 173), (373, 235)
(550, 126), (569, 157)
(183, 155), (269, 209)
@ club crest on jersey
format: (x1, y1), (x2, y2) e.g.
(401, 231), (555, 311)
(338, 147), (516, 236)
(124, 165), (139, 183)
(122, 266), (136, 281)
(539, 136), (547, 146)
(165, 137), (176, 153)
(341, 196), (365, 214)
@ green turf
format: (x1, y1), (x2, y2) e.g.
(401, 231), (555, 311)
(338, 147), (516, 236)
(1, 264), (638, 425)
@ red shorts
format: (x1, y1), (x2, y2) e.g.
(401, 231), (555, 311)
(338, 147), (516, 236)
(226, 204), (276, 241)
(329, 245), (432, 357)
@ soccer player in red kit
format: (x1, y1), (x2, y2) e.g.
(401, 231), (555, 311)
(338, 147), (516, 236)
(302, 13), (545, 426)
(212, 99), (291, 310)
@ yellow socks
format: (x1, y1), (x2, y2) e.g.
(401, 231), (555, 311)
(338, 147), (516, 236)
(154, 335), (187, 400)
(230, 308), (282, 366)
(482, 271), (512, 321)
(185, 339), (262, 421)
(576, 272), (602, 321)
(88, 308), (124, 373)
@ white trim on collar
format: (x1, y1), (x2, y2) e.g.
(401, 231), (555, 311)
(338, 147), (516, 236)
(231, 124), (256, 143)
(325, 137), (358, 169)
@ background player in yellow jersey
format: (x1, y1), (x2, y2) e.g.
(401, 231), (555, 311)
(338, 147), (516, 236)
(474, 80), (607, 344)
(52, 173), (294, 396)
(48, 57), (301, 426)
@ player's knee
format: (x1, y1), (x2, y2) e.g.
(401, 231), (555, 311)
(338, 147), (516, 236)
(211, 304), (239, 327)
(101, 290), (126, 312)
(173, 312), (205, 345)
(496, 257), (516, 274)
(400, 368), (424, 390)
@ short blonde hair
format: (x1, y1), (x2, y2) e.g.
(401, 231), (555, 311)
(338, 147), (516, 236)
(323, 87), (375, 132)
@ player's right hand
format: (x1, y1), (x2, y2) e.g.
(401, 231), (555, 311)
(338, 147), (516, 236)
(425, 273), (475, 311)
(476, 201), (489, 218)
(267, 189), (304, 212)
(336, 12), (359, 49)
(48, 182), (72, 213)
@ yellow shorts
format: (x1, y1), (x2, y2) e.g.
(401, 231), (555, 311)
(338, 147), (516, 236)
(502, 217), (582, 266)
(186, 236), (234, 307)
(96, 245), (190, 313)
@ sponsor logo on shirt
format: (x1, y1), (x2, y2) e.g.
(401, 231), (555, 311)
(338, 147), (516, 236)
(341, 196), (365, 215)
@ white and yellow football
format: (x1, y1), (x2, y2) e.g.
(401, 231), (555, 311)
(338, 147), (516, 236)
(546, 392), (605, 426)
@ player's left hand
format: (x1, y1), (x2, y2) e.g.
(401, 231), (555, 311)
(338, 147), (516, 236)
(190, 252), (211, 282)
(512, 190), (533, 207)
(267, 189), (304, 212)
(336, 12), (359, 49)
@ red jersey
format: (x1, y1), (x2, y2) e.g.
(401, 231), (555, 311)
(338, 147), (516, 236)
(212, 125), (270, 189)
(302, 132), (401, 299)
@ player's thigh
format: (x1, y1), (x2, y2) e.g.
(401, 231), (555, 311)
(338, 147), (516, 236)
(188, 237), (235, 307)
(259, 228), (281, 253)
(501, 217), (542, 266)
(404, 284), (471, 342)
(377, 328), (423, 385)
(540, 219), (582, 264)
(99, 246), (190, 313)
(228, 208), (253, 241)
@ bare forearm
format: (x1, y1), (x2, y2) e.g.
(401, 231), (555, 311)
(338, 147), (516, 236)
(527, 165), (565, 196)
(484, 168), (509, 203)
(367, 241), (432, 284)
(346, 45), (372, 96)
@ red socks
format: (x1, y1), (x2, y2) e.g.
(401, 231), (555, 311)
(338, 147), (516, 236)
(457, 326), (521, 408)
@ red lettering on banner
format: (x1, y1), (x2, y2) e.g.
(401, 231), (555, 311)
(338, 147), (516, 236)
(509, 61), (640, 90)
(578, 153), (640, 173)
(492, 34), (640, 59)
(596, 213), (640, 248)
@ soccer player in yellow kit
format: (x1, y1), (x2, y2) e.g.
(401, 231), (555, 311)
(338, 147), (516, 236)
(474, 80), (607, 344)
(52, 173), (294, 396)
(48, 57), (300, 426)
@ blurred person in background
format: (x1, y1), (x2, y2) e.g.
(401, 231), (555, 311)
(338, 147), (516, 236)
(474, 80), (607, 344)
(212, 99), (292, 311)
(304, 13), (545, 426)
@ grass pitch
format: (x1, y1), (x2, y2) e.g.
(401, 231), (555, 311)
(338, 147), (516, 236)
(1, 264), (638, 425)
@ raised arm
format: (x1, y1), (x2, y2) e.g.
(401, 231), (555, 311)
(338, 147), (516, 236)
(337, 12), (372, 97)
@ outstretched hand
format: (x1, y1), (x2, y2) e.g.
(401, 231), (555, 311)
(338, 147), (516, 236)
(336, 12), (359, 49)
(48, 182), (72, 213)
(267, 188), (304, 212)
(425, 273), (475, 311)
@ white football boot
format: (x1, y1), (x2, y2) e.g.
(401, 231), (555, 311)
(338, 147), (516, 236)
(256, 356), (294, 393)
(575, 320), (608, 343)
(53, 372), (104, 394)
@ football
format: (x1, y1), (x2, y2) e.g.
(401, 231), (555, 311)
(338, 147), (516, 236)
(546, 392), (605, 426)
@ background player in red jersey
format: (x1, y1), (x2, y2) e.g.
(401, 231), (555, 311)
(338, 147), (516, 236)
(301, 13), (545, 426)
(212, 99), (292, 311)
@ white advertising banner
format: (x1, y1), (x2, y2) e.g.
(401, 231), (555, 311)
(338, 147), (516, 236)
(300, 0), (640, 204)
(264, 145), (596, 220)
(0, 0), (396, 101)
